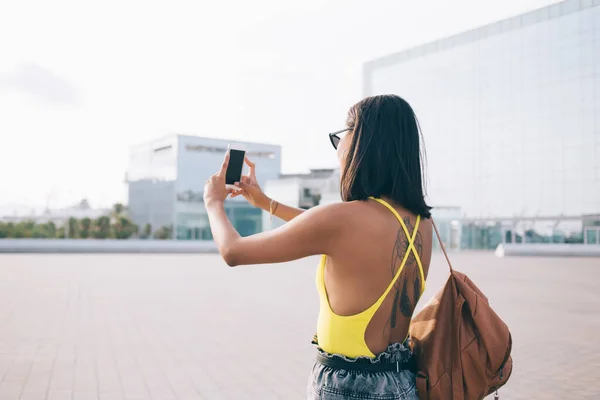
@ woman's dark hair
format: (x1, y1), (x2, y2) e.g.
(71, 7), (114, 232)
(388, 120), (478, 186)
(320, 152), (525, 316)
(341, 94), (432, 218)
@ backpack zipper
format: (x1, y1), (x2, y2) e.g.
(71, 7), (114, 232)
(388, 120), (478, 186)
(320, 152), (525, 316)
(497, 332), (512, 380)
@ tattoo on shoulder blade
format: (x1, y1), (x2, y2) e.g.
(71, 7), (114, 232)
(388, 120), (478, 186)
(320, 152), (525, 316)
(386, 216), (424, 332)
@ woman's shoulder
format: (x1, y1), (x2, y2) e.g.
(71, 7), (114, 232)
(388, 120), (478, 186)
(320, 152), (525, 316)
(310, 201), (365, 218)
(305, 201), (378, 234)
(300, 201), (365, 228)
(313, 200), (434, 235)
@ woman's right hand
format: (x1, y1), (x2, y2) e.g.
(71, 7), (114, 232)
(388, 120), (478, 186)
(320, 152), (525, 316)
(230, 156), (270, 210)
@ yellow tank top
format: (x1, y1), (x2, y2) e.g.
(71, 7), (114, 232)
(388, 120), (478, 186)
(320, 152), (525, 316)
(315, 197), (426, 358)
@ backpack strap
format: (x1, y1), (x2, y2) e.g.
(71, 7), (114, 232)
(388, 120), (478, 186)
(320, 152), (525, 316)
(431, 218), (453, 273)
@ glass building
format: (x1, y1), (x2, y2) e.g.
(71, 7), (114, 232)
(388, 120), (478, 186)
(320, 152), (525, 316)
(363, 0), (600, 249)
(127, 135), (281, 240)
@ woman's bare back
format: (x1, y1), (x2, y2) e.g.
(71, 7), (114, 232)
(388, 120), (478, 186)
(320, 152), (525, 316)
(323, 198), (433, 356)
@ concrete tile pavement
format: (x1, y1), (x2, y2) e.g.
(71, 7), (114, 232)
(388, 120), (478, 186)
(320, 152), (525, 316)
(0, 253), (599, 399)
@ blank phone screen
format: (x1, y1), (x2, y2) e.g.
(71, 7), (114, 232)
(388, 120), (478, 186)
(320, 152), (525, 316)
(225, 149), (245, 185)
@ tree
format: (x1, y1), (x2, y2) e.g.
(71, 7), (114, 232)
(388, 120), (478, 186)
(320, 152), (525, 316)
(140, 223), (152, 239)
(113, 215), (137, 239)
(67, 217), (80, 239)
(12, 222), (32, 238)
(109, 203), (138, 239)
(93, 216), (112, 239)
(0, 222), (15, 238)
(31, 222), (56, 238)
(0, 203), (142, 240)
(80, 218), (91, 239)
(112, 203), (125, 215)
(56, 226), (66, 239)
(46, 221), (57, 238)
(153, 225), (173, 240)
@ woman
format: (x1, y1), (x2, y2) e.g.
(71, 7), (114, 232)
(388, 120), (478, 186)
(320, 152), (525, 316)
(203, 94), (432, 399)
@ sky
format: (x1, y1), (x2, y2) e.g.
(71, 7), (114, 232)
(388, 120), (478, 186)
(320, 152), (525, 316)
(0, 0), (561, 212)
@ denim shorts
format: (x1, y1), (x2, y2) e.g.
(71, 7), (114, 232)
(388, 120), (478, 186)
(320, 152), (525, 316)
(307, 342), (419, 400)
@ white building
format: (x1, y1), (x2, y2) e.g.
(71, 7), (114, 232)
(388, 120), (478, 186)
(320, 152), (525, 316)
(363, 0), (600, 248)
(127, 134), (281, 240)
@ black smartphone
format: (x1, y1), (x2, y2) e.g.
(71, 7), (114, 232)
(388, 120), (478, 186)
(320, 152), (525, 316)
(225, 147), (246, 189)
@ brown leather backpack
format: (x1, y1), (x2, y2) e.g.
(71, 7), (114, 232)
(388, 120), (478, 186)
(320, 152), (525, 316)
(409, 221), (513, 400)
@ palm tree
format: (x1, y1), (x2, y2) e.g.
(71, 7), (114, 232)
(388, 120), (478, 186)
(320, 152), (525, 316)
(113, 216), (138, 239)
(80, 218), (91, 239)
(67, 217), (80, 238)
(46, 221), (57, 238)
(94, 216), (111, 239)
(112, 203), (125, 216)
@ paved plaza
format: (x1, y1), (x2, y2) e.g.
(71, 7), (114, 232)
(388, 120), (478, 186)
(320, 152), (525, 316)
(0, 253), (599, 400)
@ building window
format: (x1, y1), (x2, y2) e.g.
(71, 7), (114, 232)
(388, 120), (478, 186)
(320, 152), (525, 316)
(154, 145), (172, 153)
(585, 228), (598, 245)
(247, 151), (276, 159)
(176, 191), (203, 203)
(185, 145), (275, 159)
(186, 144), (227, 153)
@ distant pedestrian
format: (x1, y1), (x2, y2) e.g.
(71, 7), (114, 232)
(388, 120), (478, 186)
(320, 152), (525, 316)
(204, 94), (432, 399)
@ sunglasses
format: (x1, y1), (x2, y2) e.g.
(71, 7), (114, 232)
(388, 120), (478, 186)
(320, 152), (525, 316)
(328, 127), (351, 150)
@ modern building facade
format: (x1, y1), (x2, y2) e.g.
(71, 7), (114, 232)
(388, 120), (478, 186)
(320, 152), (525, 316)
(127, 135), (281, 239)
(362, 0), (600, 249)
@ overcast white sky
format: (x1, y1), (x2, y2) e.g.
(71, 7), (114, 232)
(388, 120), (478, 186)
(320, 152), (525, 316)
(0, 0), (560, 211)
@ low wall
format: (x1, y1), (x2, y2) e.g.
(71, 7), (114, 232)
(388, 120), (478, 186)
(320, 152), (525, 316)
(495, 243), (600, 257)
(0, 239), (219, 254)
(5, 240), (598, 257)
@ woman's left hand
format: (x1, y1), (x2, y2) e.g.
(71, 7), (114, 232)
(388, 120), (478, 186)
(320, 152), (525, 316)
(203, 151), (234, 207)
